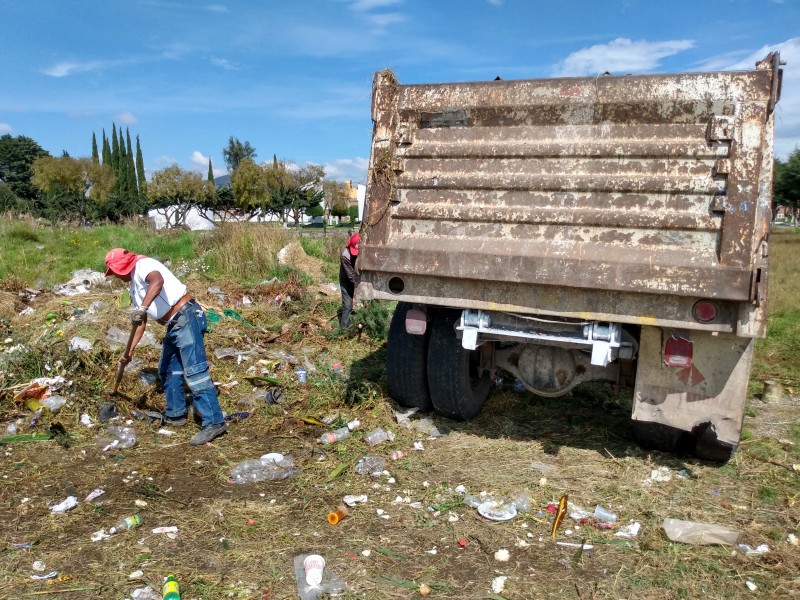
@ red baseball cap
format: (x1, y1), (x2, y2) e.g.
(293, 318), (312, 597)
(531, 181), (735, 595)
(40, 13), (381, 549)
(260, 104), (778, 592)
(104, 248), (140, 276)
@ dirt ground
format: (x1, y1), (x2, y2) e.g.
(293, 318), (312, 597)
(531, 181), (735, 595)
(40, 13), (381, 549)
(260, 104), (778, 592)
(1, 284), (799, 600)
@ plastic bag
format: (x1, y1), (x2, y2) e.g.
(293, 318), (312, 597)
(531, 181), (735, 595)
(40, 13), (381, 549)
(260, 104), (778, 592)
(98, 426), (137, 452)
(663, 517), (740, 545)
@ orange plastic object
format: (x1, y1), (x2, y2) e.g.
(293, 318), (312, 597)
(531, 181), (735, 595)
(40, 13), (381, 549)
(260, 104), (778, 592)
(327, 505), (349, 525)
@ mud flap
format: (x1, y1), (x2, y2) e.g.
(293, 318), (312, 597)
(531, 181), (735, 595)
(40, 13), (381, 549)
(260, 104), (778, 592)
(632, 326), (753, 458)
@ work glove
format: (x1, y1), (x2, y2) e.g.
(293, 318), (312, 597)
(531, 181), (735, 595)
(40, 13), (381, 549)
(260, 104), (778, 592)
(130, 308), (148, 325)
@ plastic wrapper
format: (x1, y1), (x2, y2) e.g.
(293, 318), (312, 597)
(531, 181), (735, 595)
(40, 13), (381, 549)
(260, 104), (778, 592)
(98, 426), (137, 452)
(354, 455), (385, 476)
(663, 517), (740, 545)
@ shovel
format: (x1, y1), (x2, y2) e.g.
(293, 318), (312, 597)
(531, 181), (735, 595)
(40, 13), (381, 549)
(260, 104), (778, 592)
(109, 324), (137, 401)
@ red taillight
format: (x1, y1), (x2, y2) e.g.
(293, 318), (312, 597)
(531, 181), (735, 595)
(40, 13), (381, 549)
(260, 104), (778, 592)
(692, 300), (718, 323)
(664, 337), (693, 368)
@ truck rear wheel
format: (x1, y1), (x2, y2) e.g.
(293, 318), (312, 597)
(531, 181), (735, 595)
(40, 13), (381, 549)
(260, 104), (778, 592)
(427, 310), (492, 420)
(387, 302), (432, 411)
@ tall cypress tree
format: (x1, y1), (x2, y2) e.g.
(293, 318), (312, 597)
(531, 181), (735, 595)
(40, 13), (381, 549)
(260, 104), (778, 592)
(118, 133), (130, 196)
(125, 129), (136, 197)
(102, 130), (111, 166)
(91, 133), (99, 164)
(135, 136), (146, 199)
(111, 124), (120, 173)
(208, 158), (214, 183)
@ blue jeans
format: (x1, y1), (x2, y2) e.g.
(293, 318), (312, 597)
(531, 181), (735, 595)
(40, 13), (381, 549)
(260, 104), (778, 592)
(158, 300), (224, 427)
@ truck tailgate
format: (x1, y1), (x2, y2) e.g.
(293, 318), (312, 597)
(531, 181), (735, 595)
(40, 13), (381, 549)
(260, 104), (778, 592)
(359, 57), (780, 318)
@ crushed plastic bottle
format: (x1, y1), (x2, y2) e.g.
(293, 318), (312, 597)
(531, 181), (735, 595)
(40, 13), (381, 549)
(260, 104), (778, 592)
(229, 454), (298, 484)
(293, 554), (347, 600)
(364, 427), (395, 447)
(354, 455), (386, 477)
(318, 427), (350, 445)
(98, 426), (137, 452)
(40, 395), (67, 413)
(510, 492), (532, 513)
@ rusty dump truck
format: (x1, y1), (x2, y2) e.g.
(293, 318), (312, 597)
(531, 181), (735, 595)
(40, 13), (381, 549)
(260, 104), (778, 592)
(356, 53), (783, 461)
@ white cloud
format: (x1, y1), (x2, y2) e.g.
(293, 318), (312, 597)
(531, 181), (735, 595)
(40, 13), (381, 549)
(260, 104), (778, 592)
(487, 0), (503, 5)
(0, 123), (12, 134)
(324, 157), (369, 183)
(552, 38), (695, 77)
(205, 4), (228, 13)
(366, 12), (405, 28)
(211, 56), (237, 70)
(190, 150), (212, 171)
(42, 60), (106, 77)
(349, 0), (402, 11)
(117, 112), (138, 125)
(702, 37), (800, 159)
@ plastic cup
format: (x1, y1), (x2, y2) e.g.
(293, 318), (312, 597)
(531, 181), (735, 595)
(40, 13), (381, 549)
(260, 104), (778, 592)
(594, 505), (617, 523)
(303, 554), (325, 586)
(327, 505), (349, 525)
(296, 368), (307, 383)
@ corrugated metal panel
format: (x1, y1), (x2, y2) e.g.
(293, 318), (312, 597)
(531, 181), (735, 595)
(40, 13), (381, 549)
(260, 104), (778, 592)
(360, 57), (780, 330)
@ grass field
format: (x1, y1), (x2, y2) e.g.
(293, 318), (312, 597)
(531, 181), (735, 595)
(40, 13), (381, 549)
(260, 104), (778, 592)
(0, 219), (798, 599)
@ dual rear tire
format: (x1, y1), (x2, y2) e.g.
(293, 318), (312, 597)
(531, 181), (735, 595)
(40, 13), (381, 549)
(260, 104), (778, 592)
(387, 304), (492, 420)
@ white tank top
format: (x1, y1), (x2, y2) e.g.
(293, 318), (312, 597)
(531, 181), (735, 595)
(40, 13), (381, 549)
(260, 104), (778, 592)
(129, 257), (188, 321)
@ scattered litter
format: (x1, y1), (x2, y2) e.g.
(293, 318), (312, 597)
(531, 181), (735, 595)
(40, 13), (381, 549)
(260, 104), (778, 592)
(85, 488), (105, 502)
(98, 402), (119, 422)
(645, 466), (673, 484)
(152, 526), (179, 535)
(90, 530), (110, 542)
(129, 586), (161, 600)
(413, 441), (424, 451)
(135, 500), (148, 507)
(361, 549), (371, 557)
(32, 560), (46, 572)
(746, 581), (758, 592)
(491, 576), (508, 594)
(354, 455), (386, 477)
(327, 505), (348, 525)
(343, 495), (368, 507)
(230, 454), (298, 484)
(293, 553), (346, 600)
(736, 543), (770, 556)
(30, 571), (58, 580)
(98, 426), (137, 452)
(53, 268), (105, 296)
(80, 413), (95, 428)
(68, 336), (94, 352)
(129, 570), (144, 579)
(663, 517), (740, 545)
(556, 541), (594, 550)
(788, 533), (799, 546)
(494, 548), (510, 562)
(107, 325), (161, 350)
(594, 504), (617, 523)
(49, 496), (78, 513)
(615, 522), (642, 538)
(364, 427), (395, 447)
(40, 395), (66, 413)
(157, 428), (175, 436)
(478, 500), (517, 521)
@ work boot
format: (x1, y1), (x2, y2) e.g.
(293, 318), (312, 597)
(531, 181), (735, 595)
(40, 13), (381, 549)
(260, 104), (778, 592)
(163, 414), (188, 427)
(190, 422), (227, 445)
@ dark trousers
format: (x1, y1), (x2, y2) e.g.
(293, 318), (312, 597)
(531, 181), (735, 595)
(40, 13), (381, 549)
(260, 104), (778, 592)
(340, 284), (354, 329)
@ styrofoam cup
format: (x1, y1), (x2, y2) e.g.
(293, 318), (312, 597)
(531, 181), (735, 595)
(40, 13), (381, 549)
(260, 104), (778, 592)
(303, 554), (325, 587)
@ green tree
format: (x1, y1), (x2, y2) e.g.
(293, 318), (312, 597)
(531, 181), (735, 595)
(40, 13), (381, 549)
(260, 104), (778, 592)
(207, 158), (214, 184)
(31, 155), (116, 222)
(102, 130), (112, 166)
(323, 179), (350, 219)
(0, 134), (50, 203)
(111, 124), (120, 173)
(230, 157), (270, 220)
(125, 129), (136, 196)
(774, 148), (800, 219)
(135, 136), (146, 199)
(222, 136), (257, 172)
(0, 182), (19, 213)
(91, 133), (99, 164)
(147, 164), (211, 228)
(285, 163), (325, 225)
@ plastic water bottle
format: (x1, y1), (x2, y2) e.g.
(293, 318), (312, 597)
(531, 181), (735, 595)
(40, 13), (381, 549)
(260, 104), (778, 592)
(163, 574), (180, 599)
(109, 514), (142, 535)
(230, 459), (266, 484)
(364, 428), (395, 447)
(318, 427), (350, 445)
(354, 455), (386, 476)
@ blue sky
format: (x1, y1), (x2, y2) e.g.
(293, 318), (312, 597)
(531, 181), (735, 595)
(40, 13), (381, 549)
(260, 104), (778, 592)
(1, 0), (798, 185)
